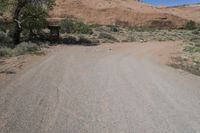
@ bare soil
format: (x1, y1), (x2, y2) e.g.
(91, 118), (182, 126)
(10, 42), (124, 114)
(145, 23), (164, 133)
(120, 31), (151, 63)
(0, 41), (181, 82)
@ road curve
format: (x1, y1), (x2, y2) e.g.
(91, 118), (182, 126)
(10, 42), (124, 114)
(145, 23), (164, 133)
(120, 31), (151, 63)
(0, 42), (200, 133)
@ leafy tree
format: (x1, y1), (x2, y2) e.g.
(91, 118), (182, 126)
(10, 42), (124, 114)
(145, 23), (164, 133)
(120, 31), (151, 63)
(0, 0), (8, 13)
(21, 5), (48, 40)
(1, 0), (55, 45)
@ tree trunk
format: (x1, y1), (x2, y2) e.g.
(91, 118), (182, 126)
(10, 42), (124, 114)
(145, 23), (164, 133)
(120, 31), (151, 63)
(12, 1), (26, 45)
(13, 22), (21, 45)
(29, 28), (34, 40)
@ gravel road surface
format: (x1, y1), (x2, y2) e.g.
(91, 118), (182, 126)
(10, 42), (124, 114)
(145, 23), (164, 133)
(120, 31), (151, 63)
(0, 42), (200, 133)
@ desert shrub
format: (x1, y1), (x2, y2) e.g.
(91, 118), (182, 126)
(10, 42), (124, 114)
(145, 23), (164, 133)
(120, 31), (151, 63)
(184, 41), (200, 53)
(60, 19), (74, 33)
(14, 42), (40, 55)
(0, 21), (7, 32)
(75, 22), (93, 34)
(194, 42), (200, 47)
(61, 35), (99, 45)
(36, 31), (49, 42)
(60, 19), (93, 34)
(0, 47), (13, 57)
(192, 30), (200, 35)
(123, 34), (137, 42)
(94, 26), (112, 33)
(0, 31), (8, 43)
(0, 31), (12, 45)
(99, 32), (118, 42)
(89, 24), (101, 28)
(39, 43), (49, 48)
(62, 36), (78, 44)
(184, 45), (200, 53)
(0, 21), (14, 46)
(190, 37), (200, 43)
(31, 31), (49, 42)
(128, 27), (156, 32)
(185, 20), (196, 30)
(107, 25), (119, 32)
(78, 36), (99, 46)
(78, 36), (92, 44)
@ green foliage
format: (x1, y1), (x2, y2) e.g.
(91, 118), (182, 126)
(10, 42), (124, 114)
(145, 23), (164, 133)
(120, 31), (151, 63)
(186, 20), (196, 30)
(0, 0), (55, 44)
(0, 0), (7, 13)
(0, 31), (12, 45)
(19, 4), (49, 42)
(60, 19), (93, 34)
(0, 47), (12, 57)
(21, 5), (48, 32)
(0, 21), (14, 47)
(75, 22), (93, 34)
(0, 21), (7, 32)
(0, 31), (8, 43)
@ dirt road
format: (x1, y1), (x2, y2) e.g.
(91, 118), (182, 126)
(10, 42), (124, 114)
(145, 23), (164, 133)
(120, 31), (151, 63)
(0, 42), (200, 133)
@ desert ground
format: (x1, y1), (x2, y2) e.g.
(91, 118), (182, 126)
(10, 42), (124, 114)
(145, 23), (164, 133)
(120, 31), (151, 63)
(0, 42), (200, 133)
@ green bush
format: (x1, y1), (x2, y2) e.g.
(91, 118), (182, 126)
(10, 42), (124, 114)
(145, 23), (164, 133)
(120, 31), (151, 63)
(15, 42), (40, 55)
(186, 20), (196, 30)
(0, 31), (7, 42)
(60, 19), (74, 33)
(75, 22), (93, 34)
(0, 21), (13, 46)
(60, 19), (93, 34)
(0, 31), (12, 45)
(0, 47), (13, 57)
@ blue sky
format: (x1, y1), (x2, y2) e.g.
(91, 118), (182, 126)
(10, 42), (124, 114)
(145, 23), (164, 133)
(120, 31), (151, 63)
(143, 0), (200, 6)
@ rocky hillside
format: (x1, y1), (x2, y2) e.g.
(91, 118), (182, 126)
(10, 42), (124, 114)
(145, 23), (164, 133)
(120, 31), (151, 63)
(49, 0), (189, 28)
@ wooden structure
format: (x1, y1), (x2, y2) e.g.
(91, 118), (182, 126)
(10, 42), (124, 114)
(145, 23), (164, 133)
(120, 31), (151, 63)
(48, 25), (61, 44)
